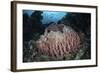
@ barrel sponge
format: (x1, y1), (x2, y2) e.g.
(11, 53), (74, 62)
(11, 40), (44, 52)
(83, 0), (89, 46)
(36, 24), (80, 58)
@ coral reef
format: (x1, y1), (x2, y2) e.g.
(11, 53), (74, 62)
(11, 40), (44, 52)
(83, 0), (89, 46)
(23, 12), (91, 62)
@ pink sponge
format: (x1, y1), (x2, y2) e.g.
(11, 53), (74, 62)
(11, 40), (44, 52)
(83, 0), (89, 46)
(36, 24), (80, 58)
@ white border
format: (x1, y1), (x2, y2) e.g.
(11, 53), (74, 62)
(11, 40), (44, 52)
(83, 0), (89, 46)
(17, 3), (96, 69)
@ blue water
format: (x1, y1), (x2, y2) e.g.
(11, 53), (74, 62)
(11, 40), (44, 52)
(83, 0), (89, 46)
(23, 10), (34, 16)
(23, 10), (67, 24)
(42, 11), (66, 24)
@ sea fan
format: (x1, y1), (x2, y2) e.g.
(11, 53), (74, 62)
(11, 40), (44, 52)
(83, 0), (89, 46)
(36, 24), (80, 58)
